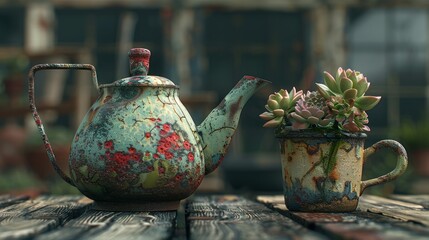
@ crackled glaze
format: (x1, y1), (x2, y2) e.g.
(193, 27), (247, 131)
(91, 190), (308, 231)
(28, 48), (269, 209)
(70, 85), (204, 202)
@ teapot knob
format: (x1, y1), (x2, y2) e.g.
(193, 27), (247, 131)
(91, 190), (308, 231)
(129, 48), (151, 76)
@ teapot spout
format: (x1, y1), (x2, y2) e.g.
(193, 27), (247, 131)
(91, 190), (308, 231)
(197, 76), (270, 175)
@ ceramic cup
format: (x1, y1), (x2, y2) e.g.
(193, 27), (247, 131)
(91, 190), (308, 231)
(278, 130), (408, 212)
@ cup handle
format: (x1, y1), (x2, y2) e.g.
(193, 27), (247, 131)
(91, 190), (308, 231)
(28, 64), (99, 187)
(360, 140), (408, 194)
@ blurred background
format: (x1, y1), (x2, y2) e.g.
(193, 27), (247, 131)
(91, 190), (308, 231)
(0, 0), (428, 197)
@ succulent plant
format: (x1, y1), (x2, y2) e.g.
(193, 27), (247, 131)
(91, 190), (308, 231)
(259, 87), (303, 127)
(316, 67), (381, 111)
(260, 67), (380, 134)
(341, 109), (370, 132)
(327, 95), (370, 132)
(289, 91), (334, 130)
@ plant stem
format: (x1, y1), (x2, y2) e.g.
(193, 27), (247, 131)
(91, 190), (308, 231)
(323, 140), (341, 175)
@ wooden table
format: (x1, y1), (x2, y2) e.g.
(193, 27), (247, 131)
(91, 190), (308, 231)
(1, 194), (428, 239)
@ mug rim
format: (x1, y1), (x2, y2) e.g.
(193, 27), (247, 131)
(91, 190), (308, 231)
(275, 128), (367, 139)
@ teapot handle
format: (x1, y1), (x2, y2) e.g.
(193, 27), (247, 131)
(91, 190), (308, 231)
(28, 64), (98, 187)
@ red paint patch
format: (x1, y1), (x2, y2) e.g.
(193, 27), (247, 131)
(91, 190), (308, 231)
(243, 75), (256, 80)
(163, 123), (171, 132)
(114, 152), (128, 165)
(104, 140), (114, 150)
(145, 132), (151, 138)
(165, 151), (173, 160)
(157, 145), (167, 154)
(128, 147), (136, 154)
(183, 141), (191, 150)
(175, 174), (184, 181)
(188, 152), (194, 162)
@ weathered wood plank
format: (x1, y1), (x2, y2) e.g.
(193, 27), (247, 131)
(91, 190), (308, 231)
(35, 209), (177, 240)
(0, 195), (92, 239)
(0, 195), (91, 222)
(390, 194), (429, 209)
(258, 195), (429, 240)
(358, 195), (429, 226)
(0, 218), (58, 239)
(0, 195), (29, 209)
(187, 195), (328, 240)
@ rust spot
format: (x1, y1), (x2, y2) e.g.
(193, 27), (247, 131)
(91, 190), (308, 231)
(312, 176), (324, 185)
(307, 144), (319, 155)
(288, 156), (293, 162)
(329, 168), (339, 181)
(229, 96), (243, 119)
(86, 107), (99, 127)
(103, 95), (112, 103)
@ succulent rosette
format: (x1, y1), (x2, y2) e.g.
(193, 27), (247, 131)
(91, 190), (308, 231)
(259, 87), (303, 127)
(290, 91), (334, 130)
(260, 67), (381, 134)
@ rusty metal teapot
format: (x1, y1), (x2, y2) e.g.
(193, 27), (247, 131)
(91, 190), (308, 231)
(28, 48), (269, 211)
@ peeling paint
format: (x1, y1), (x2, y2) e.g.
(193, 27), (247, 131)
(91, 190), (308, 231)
(278, 130), (408, 212)
(29, 48), (270, 209)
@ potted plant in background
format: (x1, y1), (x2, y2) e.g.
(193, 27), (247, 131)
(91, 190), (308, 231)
(260, 67), (408, 212)
(394, 117), (429, 194)
(24, 126), (80, 195)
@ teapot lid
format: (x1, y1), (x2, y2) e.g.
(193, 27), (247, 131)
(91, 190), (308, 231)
(99, 48), (177, 88)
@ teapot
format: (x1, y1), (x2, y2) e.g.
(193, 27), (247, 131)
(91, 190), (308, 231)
(28, 48), (269, 211)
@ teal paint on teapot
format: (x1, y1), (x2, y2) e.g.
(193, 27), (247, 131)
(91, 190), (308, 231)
(28, 48), (270, 209)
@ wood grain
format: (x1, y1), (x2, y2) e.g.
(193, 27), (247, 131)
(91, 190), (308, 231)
(258, 195), (429, 240)
(0, 195), (91, 239)
(390, 194), (429, 209)
(0, 195), (28, 208)
(2, 194), (429, 239)
(358, 195), (429, 226)
(187, 195), (328, 240)
(35, 208), (177, 240)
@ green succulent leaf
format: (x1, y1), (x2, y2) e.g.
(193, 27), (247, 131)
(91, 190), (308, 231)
(355, 79), (369, 97)
(280, 97), (291, 110)
(299, 110), (312, 118)
(274, 92), (283, 102)
(273, 109), (285, 117)
(355, 96), (381, 110)
(319, 119), (332, 127)
(336, 67), (344, 80)
(290, 112), (307, 122)
(340, 77), (353, 93)
(349, 71), (358, 85)
(265, 104), (272, 112)
(259, 112), (275, 121)
(307, 116), (319, 124)
(316, 83), (331, 99)
(278, 89), (287, 97)
(267, 99), (279, 110)
(323, 71), (341, 94)
(343, 88), (358, 100)
(263, 116), (283, 128)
